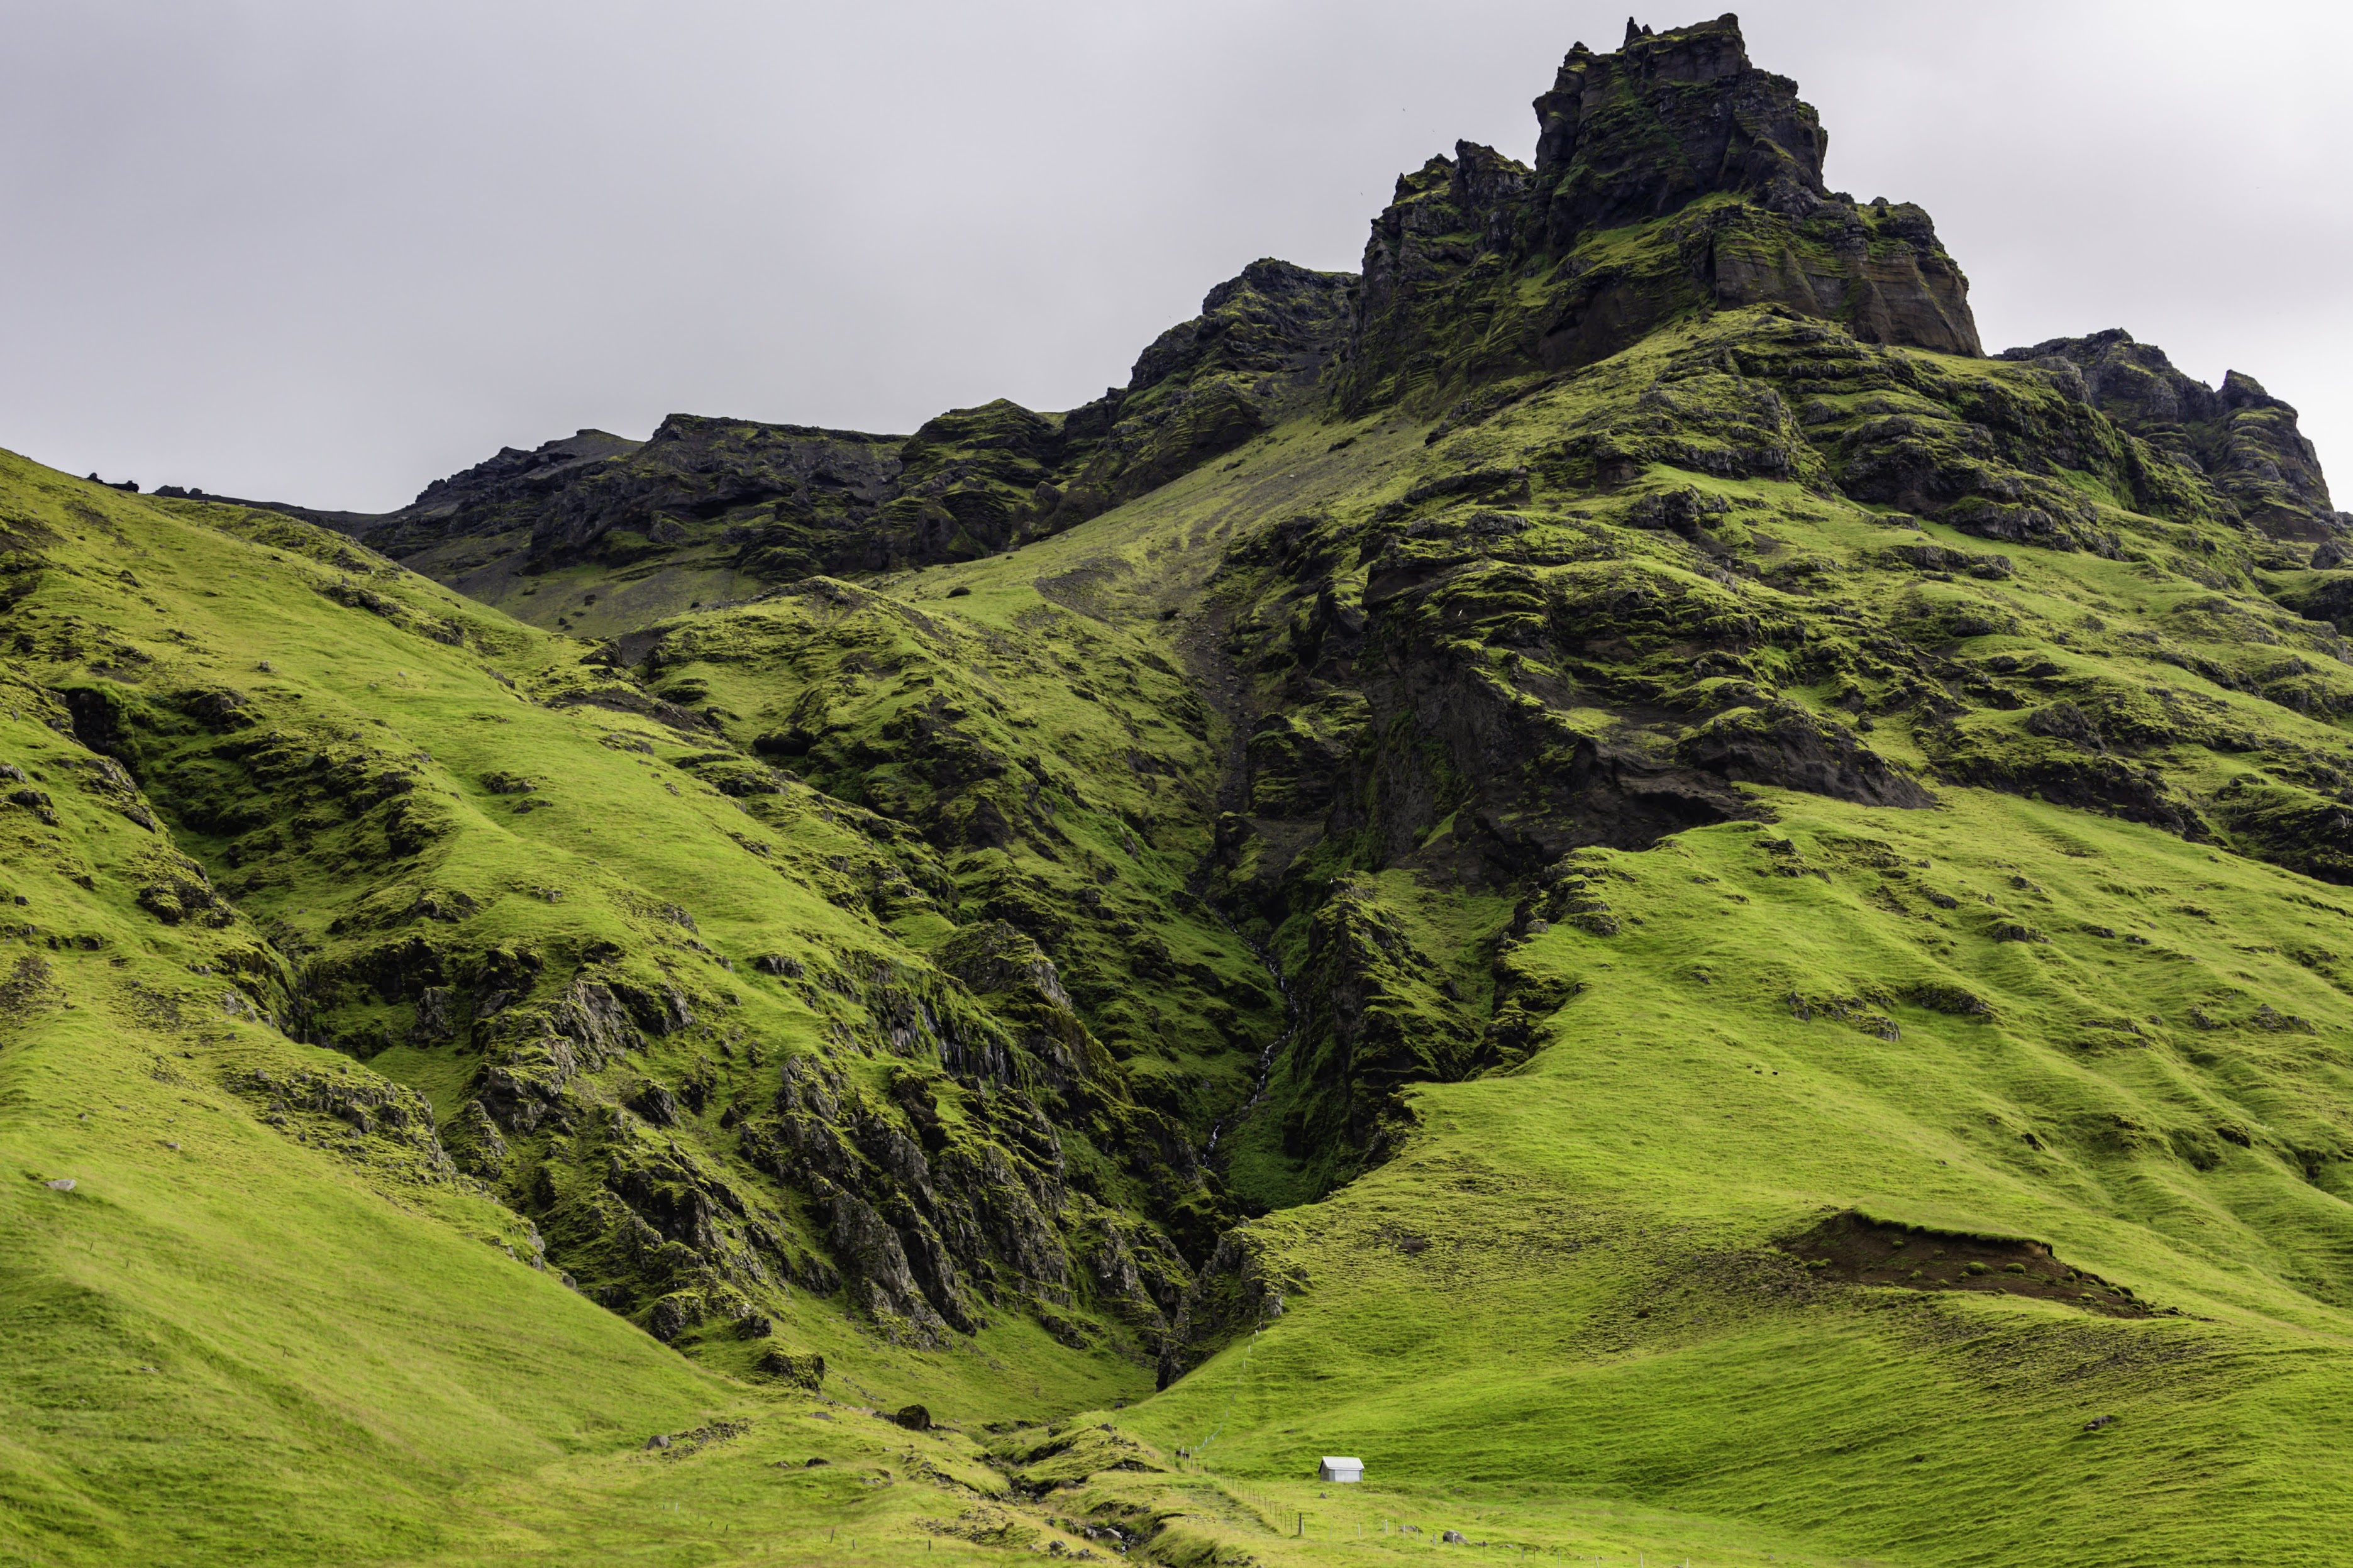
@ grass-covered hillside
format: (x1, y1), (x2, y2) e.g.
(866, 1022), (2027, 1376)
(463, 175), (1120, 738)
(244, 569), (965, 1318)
(0, 449), (1276, 1563)
(10, 11), (2353, 1567)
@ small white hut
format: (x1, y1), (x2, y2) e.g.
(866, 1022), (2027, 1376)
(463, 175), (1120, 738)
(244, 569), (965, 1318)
(1318, 1456), (1363, 1483)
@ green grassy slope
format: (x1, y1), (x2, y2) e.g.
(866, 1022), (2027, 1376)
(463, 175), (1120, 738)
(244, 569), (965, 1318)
(0, 481), (728, 1561)
(0, 455), (1238, 1564)
(1128, 788), (2353, 1566)
(0, 441), (1824, 1564)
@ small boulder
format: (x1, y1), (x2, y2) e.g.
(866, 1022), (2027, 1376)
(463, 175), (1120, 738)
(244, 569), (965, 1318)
(409, 986), (456, 1044)
(894, 1404), (931, 1432)
(755, 1347), (825, 1391)
(43, 1178), (75, 1193)
(1442, 1529), (1468, 1543)
(2085, 1414), (2116, 1430)
(628, 1079), (681, 1127)
(645, 1434), (671, 1450)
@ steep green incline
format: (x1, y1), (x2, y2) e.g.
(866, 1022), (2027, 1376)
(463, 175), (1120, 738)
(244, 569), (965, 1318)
(1129, 790), (2353, 1565)
(0, 453), (1289, 1564)
(0, 468), (731, 1563)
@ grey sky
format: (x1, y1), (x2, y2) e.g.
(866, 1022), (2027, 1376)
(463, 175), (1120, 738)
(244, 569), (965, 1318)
(3, 1), (2345, 514)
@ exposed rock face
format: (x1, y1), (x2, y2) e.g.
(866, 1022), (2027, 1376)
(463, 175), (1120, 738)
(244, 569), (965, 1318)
(344, 417), (907, 577)
(1336, 14), (1980, 414)
(1053, 258), (1356, 524)
(1152, 1218), (1315, 1387)
(887, 400), (1070, 561)
(241, 262), (1351, 604)
(1531, 14), (1829, 239)
(853, 258), (1352, 555)
(1131, 259), (1357, 392)
(398, 428), (650, 557)
(2000, 330), (2343, 539)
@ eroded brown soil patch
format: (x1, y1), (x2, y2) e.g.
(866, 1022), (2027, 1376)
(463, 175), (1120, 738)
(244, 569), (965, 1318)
(1784, 1211), (2155, 1318)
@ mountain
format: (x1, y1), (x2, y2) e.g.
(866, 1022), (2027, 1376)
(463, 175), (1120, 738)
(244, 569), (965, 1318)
(10, 13), (2353, 1566)
(169, 259), (1357, 639)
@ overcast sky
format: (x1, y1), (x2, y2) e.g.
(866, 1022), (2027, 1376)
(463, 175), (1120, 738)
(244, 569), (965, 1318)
(3, 1), (2345, 514)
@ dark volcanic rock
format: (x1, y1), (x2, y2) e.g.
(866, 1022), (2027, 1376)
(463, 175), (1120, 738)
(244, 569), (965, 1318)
(1046, 258), (1357, 526)
(1676, 702), (1935, 809)
(887, 399), (1071, 560)
(1337, 13), (1979, 413)
(1531, 14), (1829, 239)
(376, 417), (907, 576)
(235, 265), (1349, 611)
(1999, 329), (2340, 539)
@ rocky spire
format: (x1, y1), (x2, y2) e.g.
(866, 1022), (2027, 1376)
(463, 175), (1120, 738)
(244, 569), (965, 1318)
(1333, 13), (1979, 413)
(1532, 13), (1828, 248)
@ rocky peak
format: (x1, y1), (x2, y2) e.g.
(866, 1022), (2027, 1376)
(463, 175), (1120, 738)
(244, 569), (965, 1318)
(1336, 13), (1976, 413)
(411, 428), (642, 510)
(1531, 12), (1827, 248)
(1447, 140), (1535, 251)
(1126, 258), (1356, 393)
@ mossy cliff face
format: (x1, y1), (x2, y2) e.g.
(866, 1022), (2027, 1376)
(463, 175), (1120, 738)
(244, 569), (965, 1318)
(341, 415), (911, 610)
(16, 14), (2353, 1568)
(1531, 15), (1829, 242)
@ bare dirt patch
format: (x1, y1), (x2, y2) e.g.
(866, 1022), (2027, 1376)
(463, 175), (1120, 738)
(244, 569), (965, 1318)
(1783, 1211), (2154, 1318)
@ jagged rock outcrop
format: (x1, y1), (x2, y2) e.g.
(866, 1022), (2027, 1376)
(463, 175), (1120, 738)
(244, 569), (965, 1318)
(224, 262), (1351, 605)
(1044, 259), (1356, 527)
(1336, 14), (1980, 413)
(1999, 329), (2343, 539)
(1531, 15), (1830, 240)
(1154, 1225), (1300, 1388)
(340, 417), (907, 577)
